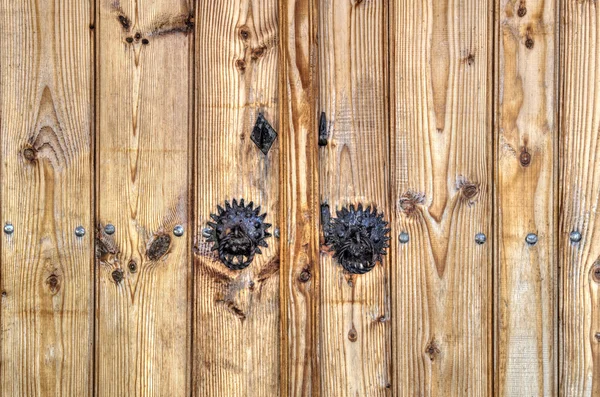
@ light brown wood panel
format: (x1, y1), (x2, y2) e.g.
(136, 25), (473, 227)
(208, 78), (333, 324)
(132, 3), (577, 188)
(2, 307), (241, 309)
(390, 0), (493, 395)
(193, 0), (280, 395)
(278, 0), (320, 395)
(95, 0), (192, 395)
(495, 0), (558, 395)
(318, 0), (391, 395)
(560, 2), (600, 395)
(0, 0), (94, 395)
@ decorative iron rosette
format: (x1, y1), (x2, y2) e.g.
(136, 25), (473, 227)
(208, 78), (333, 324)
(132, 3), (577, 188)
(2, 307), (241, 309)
(206, 199), (271, 270)
(323, 203), (390, 274)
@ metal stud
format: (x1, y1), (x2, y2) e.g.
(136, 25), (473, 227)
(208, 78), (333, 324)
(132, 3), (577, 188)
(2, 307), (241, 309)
(570, 230), (582, 243)
(3, 223), (14, 235)
(75, 226), (86, 237)
(399, 232), (410, 244)
(274, 228), (280, 239)
(173, 225), (184, 237)
(104, 224), (116, 235)
(526, 233), (538, 245)
(475, 233), (487, 245)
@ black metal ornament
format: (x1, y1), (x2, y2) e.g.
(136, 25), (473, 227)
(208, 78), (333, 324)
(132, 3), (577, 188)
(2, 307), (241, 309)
(251, 113), (277, 155)
(206, 199), (272, 270)
(323, 203), (390, 274)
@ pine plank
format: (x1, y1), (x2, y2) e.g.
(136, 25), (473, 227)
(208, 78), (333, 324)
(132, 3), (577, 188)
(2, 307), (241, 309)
(495, 0), (558, 395)
(278, 0), (320, 395)
(560, 2), (600, 395)
(193, 1), (280, 395)
(390, 1), (493, 395)
(318, 0), (391, 395)
(95, 0), (192, 395)
(0, 0), (94, 395)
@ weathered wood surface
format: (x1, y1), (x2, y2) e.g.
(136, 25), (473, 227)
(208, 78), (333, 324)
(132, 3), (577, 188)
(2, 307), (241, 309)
(495, 0), (558, 395)
(318, 0), (391, 395)
(0, 0), (94, 395)
(390, 0), (493, 395)
(193, 0), (281, 396)
(278, 0), (320, 395)
(560, 1), (600, 395)
(95, 0), (192, 395)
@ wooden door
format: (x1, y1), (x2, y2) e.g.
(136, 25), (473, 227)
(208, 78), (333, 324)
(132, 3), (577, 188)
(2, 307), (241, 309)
(1, 0), (598, 396)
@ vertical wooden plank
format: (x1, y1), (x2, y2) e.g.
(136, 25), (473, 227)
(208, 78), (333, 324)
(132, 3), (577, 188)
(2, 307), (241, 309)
(318, 0), (391, 395)
(0, 0), (94, 395)
(495, 0), (558, 395)
(560, 2), (600, 395)
(95, 0), (192, 395)
(193, 1), (280, 395)
(279, 0), (319, 395)
(390, 0), (493, 395)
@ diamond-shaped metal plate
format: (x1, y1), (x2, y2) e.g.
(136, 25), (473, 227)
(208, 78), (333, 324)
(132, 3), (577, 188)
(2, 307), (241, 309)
(251, 113), (277, 155)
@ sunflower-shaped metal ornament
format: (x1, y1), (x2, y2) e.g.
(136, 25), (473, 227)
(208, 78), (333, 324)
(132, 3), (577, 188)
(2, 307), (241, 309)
(323, 203), (390, 274)
(206, 199), (271, 270)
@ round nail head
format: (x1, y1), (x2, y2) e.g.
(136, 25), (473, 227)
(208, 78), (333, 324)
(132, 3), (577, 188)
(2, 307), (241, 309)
(274, 228), (281, 239)
(570, 230), (582, 243)
(75, 226), (86, 237)
(104, 224), (115, 235)
(3, 223), (14, 235)
(526, 233), (538, 245)
(475, 233), (487, 245)
(173, 225), (184, 237)
(399, 232), (409, 244)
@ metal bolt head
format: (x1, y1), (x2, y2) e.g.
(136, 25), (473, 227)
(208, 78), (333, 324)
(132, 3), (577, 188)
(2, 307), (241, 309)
(526, 233), (538, 245)
(3, 223), (14, 235)
(475, 233), (487, 245)
(75, 226), (86, 237)
(399, 232), (409, 244)
(104, 224), (115, 235)
(173, 225), (184, 237)
(570, 230), (582, 243)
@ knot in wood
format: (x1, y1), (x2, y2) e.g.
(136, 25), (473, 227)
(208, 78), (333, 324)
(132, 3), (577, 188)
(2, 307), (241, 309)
(112, 269), (124, 284)
(592, 263), (600, 283)
(23, 147), (37, 162)
(147, 234), (171, 261)
(399, 191), (425, 216)
(298, 270), (311, 283)
(520, 149), (531, 167)
(46, 274), (60, 294)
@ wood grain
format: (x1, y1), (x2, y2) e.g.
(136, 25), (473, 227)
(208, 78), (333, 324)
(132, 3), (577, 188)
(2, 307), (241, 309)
(0, 0), (94, 395)
(318, 0), (391, 395)
(495, 0), (558, 395)
(560, 1), (600, 395)
(278, 0), (320, 396)
(390, 0), (493, 395)
(95, 0), (192, 395)
(193, 0), (280, 395)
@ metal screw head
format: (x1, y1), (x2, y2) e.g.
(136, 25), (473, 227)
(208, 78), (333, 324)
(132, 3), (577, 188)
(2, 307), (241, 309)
(399, 232), (409, 244)
(173, 225), (184, 237)
(570, 230), (582, 243)
(75, 226), (86, 237)
(526, 233), (538, 245)
(3, 223), (14, 235)
(475, 233), (487, 245)
(104, 224), (115, 235)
